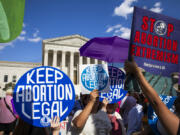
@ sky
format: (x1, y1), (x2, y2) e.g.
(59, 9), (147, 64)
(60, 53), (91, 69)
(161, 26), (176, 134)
(0, 0), (180, 63)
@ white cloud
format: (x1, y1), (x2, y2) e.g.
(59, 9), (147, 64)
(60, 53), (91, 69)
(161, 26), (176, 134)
(33, 29), (39, 37)
(28, 37), (41, 43)
(114, 0), (137, 19)
(106, 24), (122, 33)
(154, 2), (161, 7)
(27, 29), (41, 43)
(21, 30), (26, 35)
(150, 2), (163, 13)
(106, 24), (131, 39)
(17, 36), (25, 41)
(118, 27), (131, 39)
(0, 42), (14, 50)
(143, 6), (147, 9)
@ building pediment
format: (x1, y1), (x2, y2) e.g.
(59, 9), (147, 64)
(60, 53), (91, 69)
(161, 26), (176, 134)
(43, 34), (89, 47)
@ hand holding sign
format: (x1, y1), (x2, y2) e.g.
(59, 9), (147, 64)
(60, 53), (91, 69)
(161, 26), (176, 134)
(90, 89), (99, 103)
(124, 58), (140, 75)
(102, 98), (109, 112)
(51, 116), (61, 135)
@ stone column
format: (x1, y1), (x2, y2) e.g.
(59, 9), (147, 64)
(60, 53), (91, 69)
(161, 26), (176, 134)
(70, 52), (74, 82)
(79, 55), (83, 65)
(78, 54), (83, 84)
(53, 50), (57, 67)
(61, 51), (65, 71)
(87, 57), (90, 64)
(95, 59), (98, 64)
(44, 49), (48, 66)
(102, 61), (106, 64)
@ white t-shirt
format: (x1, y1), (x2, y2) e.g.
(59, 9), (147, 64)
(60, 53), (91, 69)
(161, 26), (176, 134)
(67, 110), (112, 135)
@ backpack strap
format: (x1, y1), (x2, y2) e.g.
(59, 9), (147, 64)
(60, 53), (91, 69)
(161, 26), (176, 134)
(4, 98), (17, 119)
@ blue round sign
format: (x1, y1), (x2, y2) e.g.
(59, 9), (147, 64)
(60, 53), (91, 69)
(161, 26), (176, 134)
(81, 65), (109, 92)
(13, 66), (75, 127)
(100, 66), (127, 103)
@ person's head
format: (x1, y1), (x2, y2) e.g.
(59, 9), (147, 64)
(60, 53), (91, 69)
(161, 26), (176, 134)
(13, 118), (49, 135)
(106, 103), (118, 114)
(127, 91), (132, 96)
(6, 88), (13, 96)
(80, 94), (102, 113)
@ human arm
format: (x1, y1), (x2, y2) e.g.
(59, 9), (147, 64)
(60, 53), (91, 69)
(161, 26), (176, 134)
(51, 116), (61, 135)
(72, 89), (99, 129)
(101, 98), (108, 112)
(124, 59), (179, 135)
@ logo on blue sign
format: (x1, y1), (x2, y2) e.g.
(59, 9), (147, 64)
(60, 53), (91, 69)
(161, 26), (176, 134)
(81, 65), (109, 92)
(154, 20), (167, 36)
(100, 66), (127, 103)
(13, 66), (75, 127)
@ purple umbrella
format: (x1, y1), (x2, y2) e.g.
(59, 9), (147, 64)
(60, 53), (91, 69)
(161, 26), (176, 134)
(79, 36), (129, 63)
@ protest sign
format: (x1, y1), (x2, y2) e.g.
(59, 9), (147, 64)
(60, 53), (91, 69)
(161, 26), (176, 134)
(79, 64), (109, 94)
(59, 120), (68, 135)
(148, 95), (176, 135)
(13, 66), (75, 127)
(127, 7), (180, 95)
(100, 66), (127, 103)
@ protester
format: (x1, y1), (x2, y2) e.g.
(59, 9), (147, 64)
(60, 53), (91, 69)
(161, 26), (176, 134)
(13, 117), (61, 135)
(157, 96), (180, 135)
(124, 58), (180, 135)
(120, 93), (136, 128)
(13, 118), (49, 135)
(106, 103), (126, 135)
(68, 89), (112, 135)
(126, 100), (143, 135)
(70, 94), (85, 116)
(0, 89), (17, 135)
(51, 116), (61, 135)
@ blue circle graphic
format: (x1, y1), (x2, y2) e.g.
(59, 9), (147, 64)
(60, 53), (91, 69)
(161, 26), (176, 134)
(13, 66), (75, 127)
(81, 65), (109, 92)
(100, 66), (127, 103)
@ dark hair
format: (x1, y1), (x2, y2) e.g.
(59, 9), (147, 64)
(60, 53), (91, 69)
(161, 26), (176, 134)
(13, 119), (49, 135)
(80, 94), (102, 112)
(107, 103), (118, 114)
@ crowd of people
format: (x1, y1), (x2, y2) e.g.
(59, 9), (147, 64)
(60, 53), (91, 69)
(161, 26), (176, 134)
(0, 59), (180, 135)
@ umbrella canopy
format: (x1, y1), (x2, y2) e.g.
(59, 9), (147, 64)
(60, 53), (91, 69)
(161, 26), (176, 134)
(79, 36), (130, 63)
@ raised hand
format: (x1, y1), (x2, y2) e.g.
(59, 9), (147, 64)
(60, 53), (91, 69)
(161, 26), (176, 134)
(102, 98), (109, 112)
(51, 116), (60, 135)
(90, 89), (99, 102)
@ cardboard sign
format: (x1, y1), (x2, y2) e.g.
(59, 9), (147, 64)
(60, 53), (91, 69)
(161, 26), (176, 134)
(13, 66), (75, 127)
(80, 64), (109, 94)
(100, 66), (127, 103)
(127, 7), (180, 95)
(148, 95), (176, 135)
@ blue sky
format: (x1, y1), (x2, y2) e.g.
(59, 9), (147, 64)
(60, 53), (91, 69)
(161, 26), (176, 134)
(0, 0), (180, 63)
